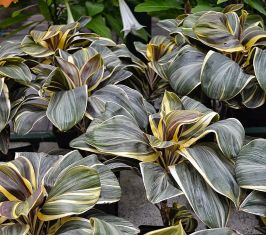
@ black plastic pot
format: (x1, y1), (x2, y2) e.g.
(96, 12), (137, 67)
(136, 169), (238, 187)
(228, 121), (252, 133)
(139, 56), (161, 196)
(138, 225), (165, 235)
(227, 103), (266, 128)
(227, 103), (266, 138)
(0, 142), (36, 162)
(53, 126), (83, 149)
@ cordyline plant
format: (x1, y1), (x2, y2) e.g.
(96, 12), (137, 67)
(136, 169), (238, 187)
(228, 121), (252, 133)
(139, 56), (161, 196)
(0, 150), (139, 234)
(70, 84), (245, 229)
(0, 40), (36, 154)
(158, 5), (266, 109)
(13, 22), (131, 134)
(20, 20), (116, 59)
(115, 35), (182, 104)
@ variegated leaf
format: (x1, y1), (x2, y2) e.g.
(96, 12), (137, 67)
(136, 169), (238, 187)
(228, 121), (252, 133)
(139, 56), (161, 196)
(0, 84), (10, 132)
(253, 47), (266, 92)
(193, 12), (243, 52)
(48, 217), (93, 235)
(45, 151), (121, 204)
(191, 228), (238, 235)
(201, 51), (254, 101)
(144, 223), (185, 235)
(83, 115), (159, 162)
(14, 109), (47, 135)
(0, 63), (32, 85)
(236, 139), (266, 191)
(160, 91), (182, 115)
(12, 152), (60, 191)
(240, 190), (266, 216)
(0, 224), (30, 235)
(46, 85), (88, 131)
(179, 143), (240, 205)
(169, 163), (229, 228)
(140, 162), (183, 204)
(38, 166), (101, 221)
(21, 35), (54, 58)
(87, 209), (139, 235)
(168, 45), (205, 95)
(184, 118), (244, 158)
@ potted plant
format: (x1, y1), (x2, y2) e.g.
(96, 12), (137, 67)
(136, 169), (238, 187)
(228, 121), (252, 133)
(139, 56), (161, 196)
(70, 85), (253, 232)
(12, 21), (131, 148)
(157, 5), (266, 129)
(0, 149), (139, 234)
(0, 40), (38, 158)
(115, 35), (179, 107)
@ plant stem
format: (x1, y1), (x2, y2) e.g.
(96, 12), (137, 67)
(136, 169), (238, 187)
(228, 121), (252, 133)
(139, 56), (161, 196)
(36, 221), (44, 235)
(160, 200), (168, 226)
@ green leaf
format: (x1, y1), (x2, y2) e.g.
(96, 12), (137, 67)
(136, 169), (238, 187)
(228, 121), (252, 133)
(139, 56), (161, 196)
(192, 0), (222, 13)
(105, 13), (123, 37)
(217, 0), (228, 4)
(191, 228), (238, 235)
(135, 0), (182, 13)
(87, 15), (112, 38)
(168, 45), (205, 95)
(0, 13), (32, 30)
(244, 0), (266, 16)
(72, 6), (87, 20)
(85, 2), (104, 17)
(46, 85), (88, 131)
(169, 163), (229, 228)
(236, 139), (266, 191)
(38, 0), (51, 20)
(38, 165), (101, 221)
(253, 47), (266, 92)
(240, 191), (266, 216)
(179, 144), (240, 205)
(144, 223), (185, 235)
(140, 162), (183, 204)
(201, 51), (253, 101)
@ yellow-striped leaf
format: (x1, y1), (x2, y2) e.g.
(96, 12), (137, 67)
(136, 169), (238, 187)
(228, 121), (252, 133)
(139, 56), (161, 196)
(38, 166), (101, 221)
